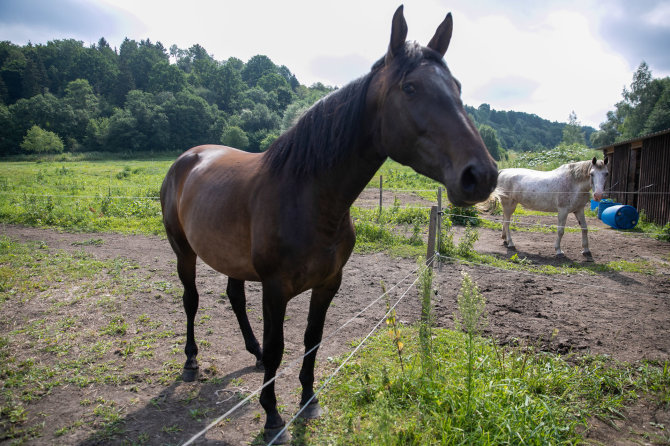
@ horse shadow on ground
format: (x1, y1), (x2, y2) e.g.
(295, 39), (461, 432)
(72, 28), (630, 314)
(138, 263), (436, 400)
(77, 365), (264, 446)
(500, 247), (644, 288)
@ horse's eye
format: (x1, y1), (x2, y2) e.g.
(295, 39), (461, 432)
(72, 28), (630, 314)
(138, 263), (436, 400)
(402, 83), (416, 95)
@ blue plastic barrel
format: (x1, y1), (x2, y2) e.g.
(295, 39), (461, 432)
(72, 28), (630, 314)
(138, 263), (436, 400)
(597, 200), (619, 220)
(590, 199), (599, 210)
(601, 205), (639, 229)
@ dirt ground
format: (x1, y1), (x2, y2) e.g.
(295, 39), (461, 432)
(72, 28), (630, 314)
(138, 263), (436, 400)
(1, 202), (669, 445)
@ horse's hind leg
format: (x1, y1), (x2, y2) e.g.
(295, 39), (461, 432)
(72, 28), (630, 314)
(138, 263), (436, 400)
(555, 209), (569, 258)
(226, 278), (263, 368)
(502, 201), (517, 249)
(174, 244), (200, 381)
(298, 271), (342, 420)
(574, 208), (592, 260)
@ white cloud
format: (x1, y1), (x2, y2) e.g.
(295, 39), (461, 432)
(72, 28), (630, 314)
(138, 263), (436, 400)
(442, 8), (631, 126)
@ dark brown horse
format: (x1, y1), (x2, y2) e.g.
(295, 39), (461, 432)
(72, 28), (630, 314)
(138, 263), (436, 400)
(160, 6), (497, 443)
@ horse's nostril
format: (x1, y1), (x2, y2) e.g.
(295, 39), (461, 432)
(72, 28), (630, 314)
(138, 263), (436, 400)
(460, 166), (477, 193)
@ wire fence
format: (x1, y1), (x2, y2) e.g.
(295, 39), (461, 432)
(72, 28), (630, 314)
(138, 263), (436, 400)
(3, 170), (665, 442)
(181, 256), (435, 445)
(179, 227), (667, 444)
(1, 185), (667, 237)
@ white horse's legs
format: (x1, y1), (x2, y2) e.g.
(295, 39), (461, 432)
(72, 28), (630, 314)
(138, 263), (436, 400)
(501, 201), (517, 250)
(574, 209), (592, 258)
(555, 209), (569, 257)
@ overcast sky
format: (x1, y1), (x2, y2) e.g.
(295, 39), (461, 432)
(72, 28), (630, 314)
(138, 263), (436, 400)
(1, 0), (669, 127)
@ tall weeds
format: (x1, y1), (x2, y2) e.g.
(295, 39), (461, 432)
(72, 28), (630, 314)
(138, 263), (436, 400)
(454, 272), (487, 431)
(418, 258), (435, 376)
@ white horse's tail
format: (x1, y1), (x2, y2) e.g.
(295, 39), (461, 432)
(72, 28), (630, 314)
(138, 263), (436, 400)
(478, 188), (502, 213)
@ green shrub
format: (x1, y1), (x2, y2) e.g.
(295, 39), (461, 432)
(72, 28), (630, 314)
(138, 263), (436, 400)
(20, 125), (64, 154)
(659, 222), (670, 242)
(505, 143), (601, 171)
(447, 204), (480, 226)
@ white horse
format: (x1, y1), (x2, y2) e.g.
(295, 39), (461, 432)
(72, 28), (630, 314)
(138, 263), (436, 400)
(496, 157), (609, 258)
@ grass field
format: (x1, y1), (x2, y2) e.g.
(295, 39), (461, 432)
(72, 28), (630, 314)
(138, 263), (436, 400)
(1, 152), (669, 444)
(304, 326), (670, 444)
(0, 155), (665, 271)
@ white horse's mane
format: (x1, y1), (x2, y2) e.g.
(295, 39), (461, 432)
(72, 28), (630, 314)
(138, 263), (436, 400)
(565, 159), (601, 181)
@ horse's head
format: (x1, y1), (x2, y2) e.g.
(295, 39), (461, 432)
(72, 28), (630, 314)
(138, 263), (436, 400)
(590, 156), (609, 201)
(368, 6), (498, 207)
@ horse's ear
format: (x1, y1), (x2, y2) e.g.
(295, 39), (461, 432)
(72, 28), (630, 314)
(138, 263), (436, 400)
(427, 12), (453, 57)
(386, 5), (408, 64)
(592, 156), (597, 165)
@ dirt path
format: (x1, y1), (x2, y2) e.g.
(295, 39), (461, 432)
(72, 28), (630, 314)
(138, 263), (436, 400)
(1, 214), (669, 445)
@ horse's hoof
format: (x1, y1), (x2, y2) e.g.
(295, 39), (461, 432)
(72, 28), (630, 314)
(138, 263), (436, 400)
(255, 358), (264, 370)
(264, 425), (290, 444)
(556, 253), (566, 259)
(298, 400), (324, 419)
(181, 367), (199, 382)
(582, 253), (594, 262)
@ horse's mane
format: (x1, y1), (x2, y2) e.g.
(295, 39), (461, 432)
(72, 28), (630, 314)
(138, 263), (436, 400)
(263, 42), (444, 177)
(566, 160), (601, 181)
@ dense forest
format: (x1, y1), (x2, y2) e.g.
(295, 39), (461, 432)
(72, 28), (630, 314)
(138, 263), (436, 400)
(0, 38), (333, 155)
(3, 38), (664, 158)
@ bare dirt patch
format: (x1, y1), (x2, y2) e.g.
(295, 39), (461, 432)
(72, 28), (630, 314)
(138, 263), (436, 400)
(1, 211), (669, 445)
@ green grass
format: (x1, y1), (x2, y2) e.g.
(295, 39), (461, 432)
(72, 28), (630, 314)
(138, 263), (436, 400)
(304, 326), (670, 445)
(0, 236), (184, 443)
(2, 155), (667, 242)
(0, 157), (171, 235)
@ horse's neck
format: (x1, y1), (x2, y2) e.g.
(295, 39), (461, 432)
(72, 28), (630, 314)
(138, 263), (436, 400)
(315, 145), (386, 212)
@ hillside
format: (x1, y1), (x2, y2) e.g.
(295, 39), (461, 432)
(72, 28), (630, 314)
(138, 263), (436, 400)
(466, 104), (596, 152)
(1, 38), (592, 156)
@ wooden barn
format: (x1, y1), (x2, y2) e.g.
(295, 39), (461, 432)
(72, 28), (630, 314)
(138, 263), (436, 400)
(598, 128), (670, 226)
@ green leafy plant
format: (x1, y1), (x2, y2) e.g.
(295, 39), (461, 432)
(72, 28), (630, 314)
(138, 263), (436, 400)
(454, 272), (487, 427)
(418, 259), (435, 376)
(447, 204), (480, 226)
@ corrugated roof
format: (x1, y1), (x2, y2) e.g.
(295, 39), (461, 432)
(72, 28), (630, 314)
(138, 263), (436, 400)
(596, 127), (670, 151)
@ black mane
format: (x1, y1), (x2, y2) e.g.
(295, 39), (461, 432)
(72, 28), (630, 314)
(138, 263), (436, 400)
(262, 42), (445, 177)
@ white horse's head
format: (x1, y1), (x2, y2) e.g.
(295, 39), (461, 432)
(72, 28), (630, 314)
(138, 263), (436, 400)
(590, 156), (609, 201)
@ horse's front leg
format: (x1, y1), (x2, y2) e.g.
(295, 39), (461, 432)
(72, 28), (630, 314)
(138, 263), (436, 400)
(298, 271), (342, 419)
(259, 281), (290, 444)
(555, 209), (569, 257)
(574, 209), (592, 260)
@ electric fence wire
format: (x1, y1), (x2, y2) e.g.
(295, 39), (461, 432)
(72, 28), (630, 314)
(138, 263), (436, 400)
(266, 255), (436, 445)
(181, 254), (435, 446)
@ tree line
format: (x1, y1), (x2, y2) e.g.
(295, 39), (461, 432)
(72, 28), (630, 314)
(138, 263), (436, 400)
(0, 38), (333, 155)
(590, 62), (670, 147)
(466, 104), (596, 153)
(4, 38), (661, 158)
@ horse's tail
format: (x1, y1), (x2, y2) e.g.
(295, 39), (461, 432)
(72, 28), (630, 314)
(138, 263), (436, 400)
(477, 188), (502, 213)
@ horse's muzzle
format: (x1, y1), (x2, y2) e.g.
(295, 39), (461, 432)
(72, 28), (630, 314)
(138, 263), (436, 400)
(450, 163), (498, 206)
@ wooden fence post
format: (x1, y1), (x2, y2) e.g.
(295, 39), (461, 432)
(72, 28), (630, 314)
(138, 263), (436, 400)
(378, 175), (383, 219)
(436, 187), (443, 270)
(426, 206), (438, 266)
